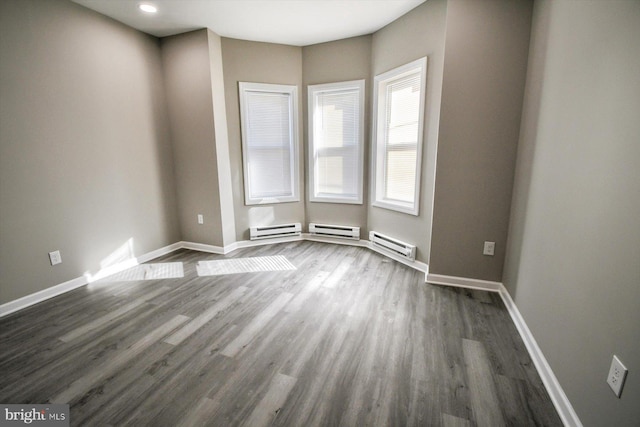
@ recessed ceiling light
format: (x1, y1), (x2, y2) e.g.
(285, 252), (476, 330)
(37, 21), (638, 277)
(139, 4), (157, 13)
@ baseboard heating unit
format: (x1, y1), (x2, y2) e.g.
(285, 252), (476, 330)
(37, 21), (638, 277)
(369, 231), (416, 261)
(250, 223), (302, 240)
(308, 223), (360, 240)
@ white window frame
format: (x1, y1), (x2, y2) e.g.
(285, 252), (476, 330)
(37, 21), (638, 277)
(308, 80), (365, 204)
(239, 82), (300, 205)
(371, 57), (427, 216)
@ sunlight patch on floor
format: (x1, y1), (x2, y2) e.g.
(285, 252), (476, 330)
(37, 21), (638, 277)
(196, 256), (296, 276)
(101, 262), (185, 282)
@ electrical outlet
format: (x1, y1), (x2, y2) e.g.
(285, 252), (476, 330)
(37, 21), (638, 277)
(197, 214), (204, 225)
(607, 355), (628, 398)
(49, 250), (62, 266)
(483, 241), (495, 256)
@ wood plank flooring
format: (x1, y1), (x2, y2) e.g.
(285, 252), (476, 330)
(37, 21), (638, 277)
(0, 241), (562, 426)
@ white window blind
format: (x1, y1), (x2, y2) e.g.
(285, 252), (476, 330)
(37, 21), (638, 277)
(308, 80), (364, 204)
(372, 58), (427, 215)
(239, 82), (299, 205)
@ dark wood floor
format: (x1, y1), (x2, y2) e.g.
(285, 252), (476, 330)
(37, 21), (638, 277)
(0, 241), (562, 426)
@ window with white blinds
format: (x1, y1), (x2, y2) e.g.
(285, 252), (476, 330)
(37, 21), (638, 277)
(239, 82), (299, 205)
(308, 80), (364, 204)
(372, 58), (427, 215)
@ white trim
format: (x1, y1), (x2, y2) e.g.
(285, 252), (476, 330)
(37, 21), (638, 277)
(497, 285), (583, 427)
(137, 242), (183, 263)
(180, 241), (225, 255)
(303, 233), (369, 248)
(426, 273), (503, 292)
(308, 80), (365, 205)
(239, 82), (300, 205)
(371, 57), (428, 216)
(234, 235), (304, 249)
(0, 276), (87, 318)
(0, 241), (182, 318)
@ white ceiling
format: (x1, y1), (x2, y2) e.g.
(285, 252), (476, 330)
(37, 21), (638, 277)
(72, 0), (426, 46)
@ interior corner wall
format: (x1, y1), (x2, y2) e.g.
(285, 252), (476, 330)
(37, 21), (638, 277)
(429, 0), (533, 281)
(0, 0), (179, 304)
(207, 30), (236, 247)
(221, 38), (304, 241)
(161, 29), (224, 246)
(368, 0), (447, 263)
(503, 0), (640, 424)
(302, 35), (372, 238)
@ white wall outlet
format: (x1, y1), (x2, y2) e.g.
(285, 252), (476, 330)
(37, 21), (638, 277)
(607, 355), (628, 398)
(483, 241), (495, 256)
(48, 250), (62, 266)
(197, 214), (204, 225)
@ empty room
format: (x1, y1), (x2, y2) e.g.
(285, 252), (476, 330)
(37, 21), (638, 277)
(0, 0), (638, 425)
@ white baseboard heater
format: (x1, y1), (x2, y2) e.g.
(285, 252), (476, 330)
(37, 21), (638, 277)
(309, 223), (360, 240)
(250, 223), (302, 240)
(369, 231), (416, 261)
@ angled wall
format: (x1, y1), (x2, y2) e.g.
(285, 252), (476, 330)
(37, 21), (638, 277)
(429, 0), (533, 280)
(368, 0), (448, 263)
(302, 35), (372, 237)
(221, 38), (304, 241)
(161, 30), (221, 246)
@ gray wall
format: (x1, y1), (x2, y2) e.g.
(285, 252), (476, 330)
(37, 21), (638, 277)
(161, 30), (224, 246)
(221, 38), (305, 241)
(429, 0), (533, 280)
(369, 0), (448, 263)
(0, 0), (179, 304)
(302, 36), (372, 238)
(504, 0), (640, 424)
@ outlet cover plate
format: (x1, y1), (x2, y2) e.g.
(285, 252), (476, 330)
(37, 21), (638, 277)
(607, 355), (628, 398)
(197, 214), (204, 224)
(483, 241), (495, 256)
(49, 250), (62, 266)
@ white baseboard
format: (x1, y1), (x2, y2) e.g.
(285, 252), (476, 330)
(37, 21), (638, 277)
(138, 242), (183, 263)
(498, 286), (582, 427)
(0, 241), (182, 318)
(0, 275), (88, 318)
(180, 241), (225, 255)
(1, 235), (428, 318)
(425, 273), (581, 426)
(302, 233), (369, 248)
(426, 273), (502, 291)
(234, 235), (303, 250)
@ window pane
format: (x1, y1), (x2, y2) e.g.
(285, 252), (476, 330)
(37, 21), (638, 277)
(309, 82), (363, 202)
(385, 147), (417, 203)
(372, 57), (426, 215)
(246, 92), (290, 148)
(386, 73), (421, 147)
(240, 83), (299, 205)
(248, 147), (292, 198)
(317, 90), (358, 149)
(316, 146), (358, 196)
(384, 72), (421, 203)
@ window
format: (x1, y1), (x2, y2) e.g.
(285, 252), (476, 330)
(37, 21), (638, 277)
(371, 57), (427, 215)
(308, 80), (365, 204)
(239, 82), (300, 205)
